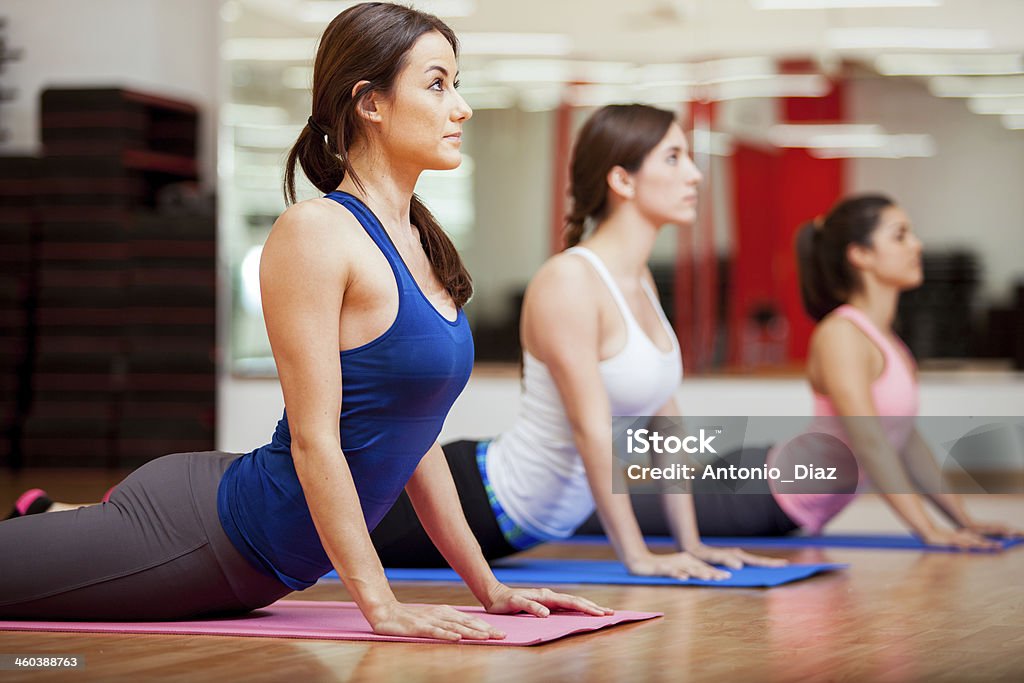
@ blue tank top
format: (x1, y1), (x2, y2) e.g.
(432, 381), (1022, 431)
(217, 190), (474, 590)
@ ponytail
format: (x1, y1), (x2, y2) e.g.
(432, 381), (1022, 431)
(284, 120), (347, 205)
(563, 212), (587, 249)
(796, 220), (841, 321)
(410, 194), (473, 307)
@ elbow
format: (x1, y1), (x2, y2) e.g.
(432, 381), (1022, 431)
(571, 421), (610, 454)
(290, 431), (340, 461)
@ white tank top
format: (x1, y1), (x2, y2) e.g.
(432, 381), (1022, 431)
(484, 247), (683, 540)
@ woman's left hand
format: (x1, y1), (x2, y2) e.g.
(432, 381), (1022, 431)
(964, 520), (1024, 538)
(483, 584), (614, 617)
(687, 544), (788, 570)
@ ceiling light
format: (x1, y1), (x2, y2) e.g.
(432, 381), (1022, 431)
(222, 38), (317, 62)
(708, 74), (831, 100)
(486, 60), (634, 85)
(1001, 114), (1024, 130)
(876, 53), (1024, 76)
(565, 83), (693, 108)
(929, 75), (1024, 97)
(753, 0), (941, 8)
(769, 124), (885, 147)
(695, 57), (776, 84)
(458, 33), (572, 57)
(966, 96), (1024, 115)
(826, 28), (991, 51)
(300, 0), (476, 23)
(808, 134), (937, 157)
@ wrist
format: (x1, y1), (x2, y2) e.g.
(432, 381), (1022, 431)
(478, 581), (508, 610)
(678, 536), (704, 553)
(953, 514), (976, 529)
(360, 595), (400, 626)
(622, 548), (653, 566)
(345, 578), (398, 625)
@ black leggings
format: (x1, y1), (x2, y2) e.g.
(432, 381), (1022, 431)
(0, 451), (291, 620)
(372, 443), (797, 567)
(576, 445), (799, 537)
(372, 440), (517, 568)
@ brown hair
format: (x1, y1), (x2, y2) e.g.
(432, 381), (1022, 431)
(283, 2), (472, 307)
(795, 193), (895, 321)
(563, 104), (676, 248)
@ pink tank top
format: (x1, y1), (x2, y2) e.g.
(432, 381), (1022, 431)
(767, 304), (920, 533)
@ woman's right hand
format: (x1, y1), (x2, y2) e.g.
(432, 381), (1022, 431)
(367, 601), (506, 642)
(920, 528), (1002, 551)
(626, 550), (731, 581)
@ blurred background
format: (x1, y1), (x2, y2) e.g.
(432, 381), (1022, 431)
(1, 0), (1023, 469)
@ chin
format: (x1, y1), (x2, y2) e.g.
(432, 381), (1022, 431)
(902, 273), (925, 290)
(672, 210), (697, 226)
(429, 154), (462, 171)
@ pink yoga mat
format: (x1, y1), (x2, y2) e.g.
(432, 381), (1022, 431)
(0, 600), (660, 647)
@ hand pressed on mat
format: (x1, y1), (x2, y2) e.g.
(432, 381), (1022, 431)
(482, 583), (614, 619)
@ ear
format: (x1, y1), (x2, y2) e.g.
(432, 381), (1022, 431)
(846, 242), (873, 272)
(352, 80), (384, 123)
(606, 165), (635, 200)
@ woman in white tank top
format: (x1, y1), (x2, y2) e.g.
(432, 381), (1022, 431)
(368, 105), (783, 580)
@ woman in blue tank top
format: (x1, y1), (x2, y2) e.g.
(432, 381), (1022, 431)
(0, 3), (609, 637)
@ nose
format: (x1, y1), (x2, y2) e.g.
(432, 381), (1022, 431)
(452, 90), (473, 122)
(686, 156), (703, 186)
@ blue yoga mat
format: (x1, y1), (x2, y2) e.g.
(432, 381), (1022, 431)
(568, 534), (1024, 552)
(324, 559), (846, 587)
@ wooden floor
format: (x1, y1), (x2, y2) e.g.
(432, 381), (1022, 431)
(2, 471), (1023, 682)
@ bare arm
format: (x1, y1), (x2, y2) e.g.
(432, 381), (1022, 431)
(655, 398), (787, 569)
(260, 202), (397, 617)
(901, 429), (1023, 538)
(898, 428), (972, 527)
(405, 443), (612, 617)
(811, 320), (997, 549)
(522, 258), (651, 569)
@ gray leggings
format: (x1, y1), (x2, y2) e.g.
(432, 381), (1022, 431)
(0, 451), (291, 620)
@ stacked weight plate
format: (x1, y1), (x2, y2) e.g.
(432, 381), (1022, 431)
(897, 251), (980, 360)
(23, 87), (211, 467)
(119, 209), (216, 467)
(0, 157), (41, 468)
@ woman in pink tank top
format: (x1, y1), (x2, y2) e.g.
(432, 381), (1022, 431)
(774, 193), (1021, 548)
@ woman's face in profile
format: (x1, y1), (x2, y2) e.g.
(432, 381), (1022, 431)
(862, 205), (924, 290)
(375, 30), (473, 172)
(630, 123), (704, 227)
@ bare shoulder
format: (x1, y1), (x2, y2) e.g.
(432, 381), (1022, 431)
(526, 250), (599, 303)
(261, 198), (367, 275)
(521, 251), (602, 355)
(269, 197), (362, 245)
(809, 311), (873, 371)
